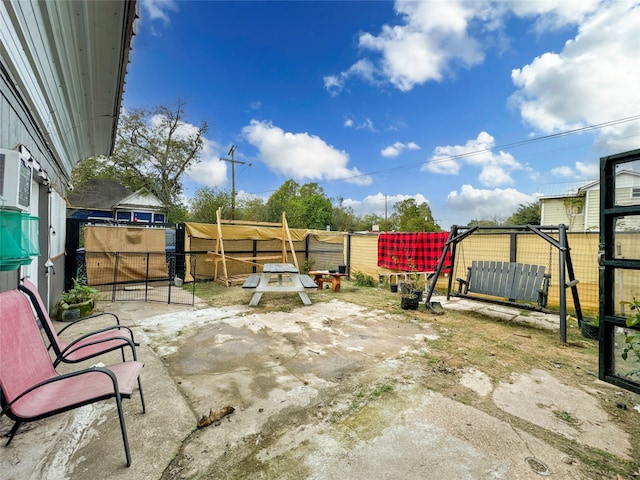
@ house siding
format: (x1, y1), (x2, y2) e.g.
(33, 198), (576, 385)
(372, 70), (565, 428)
(541, 171), (640, 232)
(0, 2), (137, 305)
(540, 197), (585, 231)
(585, 189), (599, 231)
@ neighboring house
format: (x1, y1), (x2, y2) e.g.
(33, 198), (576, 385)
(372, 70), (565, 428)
(0, 2), (137, 307)
(67, 179), (166, 224)
(540, 170), (640, 231)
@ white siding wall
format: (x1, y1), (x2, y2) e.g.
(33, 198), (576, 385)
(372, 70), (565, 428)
(540, 197), (585, 231)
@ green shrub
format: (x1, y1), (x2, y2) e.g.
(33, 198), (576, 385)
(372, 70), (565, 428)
(300, 259), (315, 274)
(620, 298), (640, 377)
(353, 271), (375, 287)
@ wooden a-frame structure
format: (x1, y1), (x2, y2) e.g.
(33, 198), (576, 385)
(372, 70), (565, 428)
(207, 208), (298, 286)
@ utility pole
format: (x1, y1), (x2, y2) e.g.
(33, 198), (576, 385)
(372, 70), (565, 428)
(220, 145), (246, 220)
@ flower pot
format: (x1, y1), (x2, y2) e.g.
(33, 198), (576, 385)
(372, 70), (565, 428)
(401, 295), (419, 310)
(59, 299), (94, 321)
(390, 284), (398, 293)
(581, 320), (599, 340)
(338, 264), (347, 274)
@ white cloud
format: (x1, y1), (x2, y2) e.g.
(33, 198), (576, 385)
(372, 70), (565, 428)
(356, 118), (376, 132)
(381, 141), (420, 158)
(343, 192), (429, 217)
(422, 131), (521, 186)
(510, 0), (640, 152)
(447, 184), (535, 220)
(149, 113), (199, 138)
(324, 59), (378, 96)
(551, 161), (599, 179)
(241, 120), (372, 185)
(236, 189), (268, 203)
(326, 0), (491, 94)
(147, 113), (228, 189)
(575, 161), (598, 178)
(326, 1), (639, 155)
(185, 138), (227, 188)
(507, 0), (600, 32)
(340, 116), (375, 130)
(550, 166), (574, 177)
(140, 0), (178, 26)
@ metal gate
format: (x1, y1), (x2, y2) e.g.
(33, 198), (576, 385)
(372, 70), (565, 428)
(599, 148), (640, 394)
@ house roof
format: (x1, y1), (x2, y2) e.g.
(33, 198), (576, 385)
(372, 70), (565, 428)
(68, 180), (165, 213)
(580, 169), (640, 191)
(117, 189), (165, 211)
(539, 170), (640, 200)
(1, 1), (138, 175)
(67, 179), (133, 210)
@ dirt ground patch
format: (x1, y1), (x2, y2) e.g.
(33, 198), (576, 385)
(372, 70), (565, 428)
(155, 280), (639, 479)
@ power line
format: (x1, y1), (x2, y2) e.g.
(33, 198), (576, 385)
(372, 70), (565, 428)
(252, 114), (640, 195)
(220, 145), (247, 219)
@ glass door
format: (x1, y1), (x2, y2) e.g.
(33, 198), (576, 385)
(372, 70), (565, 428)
(599, 149), (640, 394)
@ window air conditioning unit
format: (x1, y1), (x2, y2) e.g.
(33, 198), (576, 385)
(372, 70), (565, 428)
(0, 148), (32, 211)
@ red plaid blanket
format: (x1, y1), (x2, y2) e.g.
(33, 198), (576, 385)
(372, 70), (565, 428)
(377, 232), (450, 272)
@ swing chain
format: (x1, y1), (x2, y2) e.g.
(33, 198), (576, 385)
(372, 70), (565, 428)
(547, 243), (553, 287)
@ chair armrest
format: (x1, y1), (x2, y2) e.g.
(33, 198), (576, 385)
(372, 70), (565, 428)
(456, 278), (468, 294)
(57, 325), (138, 360)
(58, 312), (121, 336)
(62, 323), (137, 345)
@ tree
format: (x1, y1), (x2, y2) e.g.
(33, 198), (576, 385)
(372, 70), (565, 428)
(236, 196), (267, 222)
(264, 180), (333, 229)
(505, 201), (541, 226)
(332, 200), (358, 232)
(355, 213), (387, 232)
(190, 187), (232, 223)
(298, 183), (333, 230)
(265, 180), (303, 225)
(70, 156), (120, 192)
(469, 218), (500, 227)
(393, 198), (441, 232)
(112, 100), (208, 206)
(71, 100), (207, 223)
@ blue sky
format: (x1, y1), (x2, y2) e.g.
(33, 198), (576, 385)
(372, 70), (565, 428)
(123, 0), (640, 229)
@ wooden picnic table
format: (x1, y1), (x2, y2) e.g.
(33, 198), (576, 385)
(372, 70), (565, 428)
(308, 270), (347, 292)
(244, 263), (317, 306)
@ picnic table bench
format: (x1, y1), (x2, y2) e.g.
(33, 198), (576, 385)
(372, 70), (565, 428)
(455, 261), (551, 310)
(242, 263), (317, 306)
(242, 273), (317, 289)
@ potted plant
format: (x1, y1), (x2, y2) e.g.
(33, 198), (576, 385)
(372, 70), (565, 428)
(400, 281), (419, 310)
(58, 278), (99, 321)
(400, 260), (422, 310)
(580, 317), (599, 340)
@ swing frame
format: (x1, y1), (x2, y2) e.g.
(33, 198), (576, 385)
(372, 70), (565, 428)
(425, 224), (583, 343)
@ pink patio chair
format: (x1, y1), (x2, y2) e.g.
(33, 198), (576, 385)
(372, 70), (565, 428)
(0, 289), (145, 467)
(19, 278), (138, 367)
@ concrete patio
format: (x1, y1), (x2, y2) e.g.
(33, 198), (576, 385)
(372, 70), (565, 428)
(1, 293), (638, 479)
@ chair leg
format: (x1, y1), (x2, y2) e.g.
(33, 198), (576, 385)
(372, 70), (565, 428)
(5, 421), (21, 446)
(114, 393), (132, 467)
(137, 377), (146, 414)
